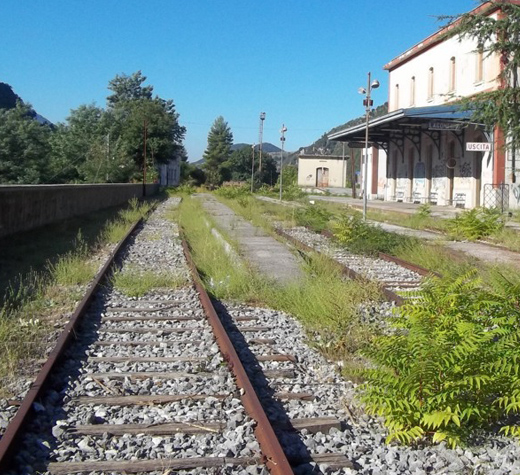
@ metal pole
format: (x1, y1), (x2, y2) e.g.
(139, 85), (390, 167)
(258, 112), (266, 175)
(279, 124), (287, 201)
(363, 73), (371, 221)
(143, 119), (147, 198)
(251, 143), (255, 193)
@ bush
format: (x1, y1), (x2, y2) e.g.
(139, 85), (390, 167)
(294, 204), (333, 232)
(215, 183), (251, 199)
(447, 207), (505, 241)
(333, 212), (414, 256)
(358, 271), (520, 447)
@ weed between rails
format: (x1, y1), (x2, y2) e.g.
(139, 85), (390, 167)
(206, 192), (520, 446)
(112, 268), (188, 298)
(0, 198), (154, 398)
(178, 195), (384, 377)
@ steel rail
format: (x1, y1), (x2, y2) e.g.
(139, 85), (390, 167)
(378, 252), (442, 278)
(0, 219), (143, 473)
(275, 228), (416, 305)
(181, 234), (294, 475)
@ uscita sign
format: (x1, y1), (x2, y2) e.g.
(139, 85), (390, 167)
(466, 142), (491, 152)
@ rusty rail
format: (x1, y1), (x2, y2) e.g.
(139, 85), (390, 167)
(181, 235), (294, 475)
(0, 219), (143, 473)
(378, 252), (442, 278)
(276, 228), (442, 306)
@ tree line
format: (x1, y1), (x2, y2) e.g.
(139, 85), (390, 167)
(185, 115), (280, 189)
(0, 72), (187, 184)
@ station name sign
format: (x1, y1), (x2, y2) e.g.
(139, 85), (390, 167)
(466, 142), (491, 152)
(428, 121), (464, 131)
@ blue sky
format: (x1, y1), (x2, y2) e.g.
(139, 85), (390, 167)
(1, 0), (478, 161)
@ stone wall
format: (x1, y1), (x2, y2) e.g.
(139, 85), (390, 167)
(0, 183), (159, 238)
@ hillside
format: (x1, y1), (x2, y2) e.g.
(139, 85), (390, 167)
(231, 142), (282, 153)
(0, 81), (53, 125)
(286, 102), (389, 165)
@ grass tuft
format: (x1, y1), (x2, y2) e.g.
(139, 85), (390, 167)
(112, 268), (188, 297)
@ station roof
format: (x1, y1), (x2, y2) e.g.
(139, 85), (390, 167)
(327, 104), (476, 148)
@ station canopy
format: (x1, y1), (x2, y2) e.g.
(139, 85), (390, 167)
(328, 104), (478, 152)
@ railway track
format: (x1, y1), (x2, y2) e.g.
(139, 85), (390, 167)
(0, 198), (355, 475)
(275, 226), (437, 305)
(2, 196), (520, 474)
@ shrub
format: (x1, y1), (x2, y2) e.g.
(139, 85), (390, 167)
(215, 183), (251, 199)
(358, 271), (520, 447)
(281, 183), (306, 201)
(294, 204), (333, 232)
(416, 203), (432, 218)
(447, 207), (504, 241)
(333, 212), (414, 256)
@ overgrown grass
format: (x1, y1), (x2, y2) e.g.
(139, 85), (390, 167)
(332, 212), (418, 256)
(446, 207), (505, 241)
(112, 268), (188, 298)
(179, 196), (384, 376)
(47, 232), (97, 286)
(0, 197), (157, 397)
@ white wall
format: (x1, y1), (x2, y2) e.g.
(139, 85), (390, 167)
(298, 156), (347, 188)
(388, 17), (500, 111)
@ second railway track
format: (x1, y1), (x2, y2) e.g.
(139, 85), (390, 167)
(275, 226), (436, 305)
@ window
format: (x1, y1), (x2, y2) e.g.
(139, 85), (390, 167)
(428, 67), (434, 100)
(410, 76), (416, 106)
(476, 48), (484, 83)
(449, 57), (456, 92)
(394, 84), (400, 109)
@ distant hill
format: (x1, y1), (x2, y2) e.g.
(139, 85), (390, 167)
(0, 82), (21, 109)
(192, 142), (283, 166)
(286, 102), (389, 165)
(0, 81), (53, 126)
(231, 142), (282, 153)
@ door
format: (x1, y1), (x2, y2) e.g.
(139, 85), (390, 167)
(316, 167), (329, 187)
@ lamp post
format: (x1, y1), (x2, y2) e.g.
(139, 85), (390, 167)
(250, 143), (255, 193)
(258, 112), (266, 174)
(358, 72), (379, 220)
(279, 124), (287, 201)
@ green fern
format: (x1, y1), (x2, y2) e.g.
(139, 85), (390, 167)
(358, 270), (520, 446)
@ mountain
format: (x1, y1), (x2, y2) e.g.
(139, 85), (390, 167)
(231, 142), (282, 153)
(0, 82), (53, 126)
(0, 82), (21, 110)
(288, 102), (389, 165)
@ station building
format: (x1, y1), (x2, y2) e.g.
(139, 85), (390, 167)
(329, 1), (519, 210)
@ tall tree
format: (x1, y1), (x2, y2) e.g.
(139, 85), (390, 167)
(108, 72), (186, 174)
(448, 1), (520, 149)
(223, 146), (278, 185)
(48, 71), (186, 184)
(0, 102), (52, 184)
(107, 71), (153, 107)
(203, 116), (233, 187)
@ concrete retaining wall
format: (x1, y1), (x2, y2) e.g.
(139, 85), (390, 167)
(0, 183), (159, 238)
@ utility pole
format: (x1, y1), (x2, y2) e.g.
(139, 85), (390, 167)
(143, 120), (147, 197)
(279, 124), (287, 201)
(258, 112), (266, 174)
(251, 143), (255, 193)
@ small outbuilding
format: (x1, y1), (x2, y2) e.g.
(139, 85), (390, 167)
(297, 154), (349, 189)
